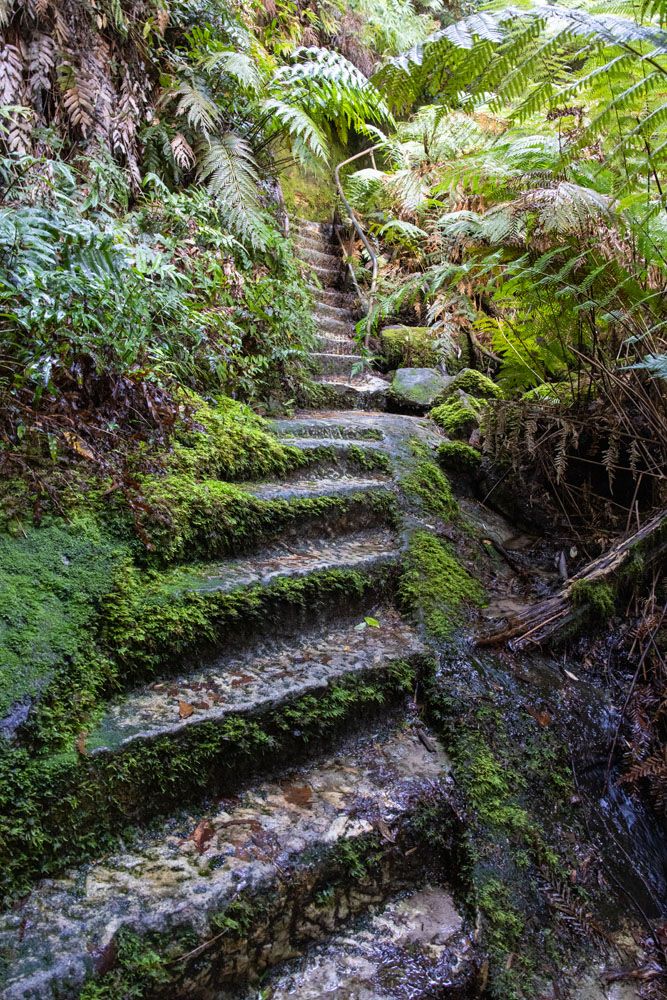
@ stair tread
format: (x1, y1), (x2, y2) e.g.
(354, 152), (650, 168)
(318, 373), (388, 391)
(0, 723), (448, 998)
(88, 609), (422, 754)
(173, 528), (398, 597)
(257, 885), (472, 1000)
(249, 472), (389, 501)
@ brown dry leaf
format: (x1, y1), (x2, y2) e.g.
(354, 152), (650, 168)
(192, 819), (215, 854)
(62, 430), (95, 461)
(283, 784), (313, 808)
(230, 674), (254, 687)
(75, 731), (89, 756)
(376, 819), (396, 843)
(178, 700), (194, 719)
(526, 706), (551, 727)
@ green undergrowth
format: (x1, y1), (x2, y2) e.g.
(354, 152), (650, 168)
(0, 657), (422, 902)
(399, 530), (485, 639)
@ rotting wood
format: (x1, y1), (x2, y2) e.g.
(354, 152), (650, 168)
(477, 510), (667, 650)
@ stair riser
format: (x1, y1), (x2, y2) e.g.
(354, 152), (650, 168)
(307, 264), (342, 288)
(308, 285), (356, 307)
(317, 381), (388, 412)
(317, 336), (358, 355)
(315, 315), (355, 334)
(313, 353), (363, 377)
(297, 247), (341, 268)
(168, 801), (460, 998)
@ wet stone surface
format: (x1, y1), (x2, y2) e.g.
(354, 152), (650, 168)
(0, 724), (450, 999)
(88, 609), (425, 752)
(253, 886), (476, 1000)
(247, 473), (390, 502)
(176, 529), (399, 596)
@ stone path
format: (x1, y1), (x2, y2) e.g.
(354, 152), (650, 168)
(295, 220), (389, 408)
(0, 228), (481, 999)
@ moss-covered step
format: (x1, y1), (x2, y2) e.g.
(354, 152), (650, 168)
(0, 723), (458, 999)
(88, 609), (426, 758)
(255, 885), (479, 999)
(104, 529), (403, 680)
(136, 474), (397, 566)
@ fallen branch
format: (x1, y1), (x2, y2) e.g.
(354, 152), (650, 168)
(477, 510), (667, 649)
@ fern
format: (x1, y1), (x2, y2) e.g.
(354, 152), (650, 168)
(196, 133), (265, 247)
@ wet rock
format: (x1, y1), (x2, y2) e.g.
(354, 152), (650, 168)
(389, 368), (451, 413)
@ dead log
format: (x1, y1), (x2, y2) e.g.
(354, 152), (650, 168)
(477, 510), (667, 650)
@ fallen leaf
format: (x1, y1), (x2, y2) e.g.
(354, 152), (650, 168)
(283, 784), (313, 807)
(191, 700), (210, 710)
(192, 819), (215, 853)
(364, 616), (380, 628)
(376, 819), (396, 842)
(75, 731), (89, 756)
(563, 669), (579, 682)
(525, 706), (551, 727)
(62, 430), (95, 462)
(230, 674), (254, 687)
(179, 700), (194, 719)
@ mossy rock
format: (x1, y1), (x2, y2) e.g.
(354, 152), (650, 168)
(389, 368), (451, 413)
(430, 394), (484, 440)
(380, 326), (439, 368)
(441, 368), (502, 401)
(437, 442), (482, 476)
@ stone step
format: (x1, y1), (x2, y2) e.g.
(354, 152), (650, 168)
(248, 471), (389, 501)
(296, 218), (333, 238)
(308, 285), (357, 308)
(296, 235), (338, 256)
(317, 335), (359, 355)
(272, 420), (385, 443)
(0, 723), (454, 999)
(314, 314), (355, 335)
(312, 352), (363, 378)
(297, 246), (341, 268)
(256, 885), (478, 999)
(313, 299), (356, 320)
(87, 608), (423, 758)
(317, 374), (389, 412)
(307, 262), (343, 288)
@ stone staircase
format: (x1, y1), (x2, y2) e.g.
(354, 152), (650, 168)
(0, 412), (480, 998)
(294, 219), (389, 409)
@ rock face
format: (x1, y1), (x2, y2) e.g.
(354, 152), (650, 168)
(389, 367), (451, 412)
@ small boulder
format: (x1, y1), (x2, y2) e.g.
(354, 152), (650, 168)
(389, 367), (451, 413)
(430, 393), (484, 440)
(441, 368), (502, 401)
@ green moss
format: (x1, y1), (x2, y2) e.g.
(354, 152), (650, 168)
(399, 530), (485, 639)
(477, 878), (530, 999)
(436, 441), (482, 475)
(0, 658), (423, 901)
(402, 460), (458, 522)
(456, 731), (530, 833)
(380, 325), (439, 368)
(444, 368), (503, 400)
(430, 395), (484, 439)
(0, 516), (127, 721)
(570, 580), (615, 620)
(130, 475), (396, 565)
(166, 394), (307, 482)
